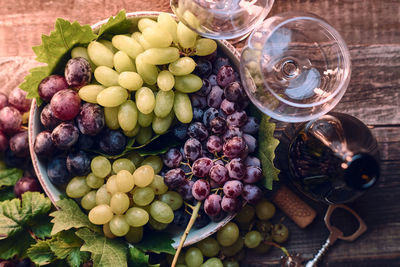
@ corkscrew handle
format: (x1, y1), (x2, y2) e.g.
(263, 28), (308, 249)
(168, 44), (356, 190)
(305, 227), (341, 267)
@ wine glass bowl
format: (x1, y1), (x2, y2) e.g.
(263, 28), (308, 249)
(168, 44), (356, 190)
(240, 12), (351, 122)
(170, 0), (275, 40)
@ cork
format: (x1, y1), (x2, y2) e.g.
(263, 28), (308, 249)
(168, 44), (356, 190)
(272, 185), (316, 229)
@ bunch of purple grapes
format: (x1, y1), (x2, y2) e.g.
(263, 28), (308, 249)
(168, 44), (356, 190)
(162, 53), (263, 225)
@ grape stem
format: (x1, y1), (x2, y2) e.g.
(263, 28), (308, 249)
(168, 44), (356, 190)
(171, 201), (202, 267)
(264, 241), (290, 257)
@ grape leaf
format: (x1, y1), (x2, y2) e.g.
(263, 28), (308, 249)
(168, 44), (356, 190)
(0, 192), (51, 239)
(50, 198), (100, 235)
(76, 228), (128, 267)
(128, 247), (150, 267)
(31, 215), (53, 239)
(97, 9), (132, 39)
(27, 240), (56, 265)
(0, 187), (16, 202)
(135, 231), (175, 255)
(0, 168), (23, 189)
(0, 231), (34, 259)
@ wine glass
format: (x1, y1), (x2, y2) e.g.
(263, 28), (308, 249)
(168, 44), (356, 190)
(170, 0), (275, 40)
(240, 12), (351, 122)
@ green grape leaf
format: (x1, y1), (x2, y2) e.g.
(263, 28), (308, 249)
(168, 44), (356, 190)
(97, 9), (132, 39)
(31, 215), (53, 239)
(0, 168), (23, 189)
(0, 231), (34, 259)
(66, 249), (90, 267)
(135, 231), (175, 255)
(27, 240), (56, 265)
(0, 192), (51, 239)
(0, 187), (16, 202)
(76, 228), (128, 267)
(128, 247), (150, 267)
(50, 198), (100, 235)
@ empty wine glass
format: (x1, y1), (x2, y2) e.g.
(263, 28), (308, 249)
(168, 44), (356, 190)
(170, 0), (275, 40)
(240, 12), (351, 122)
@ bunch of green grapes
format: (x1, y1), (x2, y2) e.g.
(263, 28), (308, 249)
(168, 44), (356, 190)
(72, 13), (217, 144)
(65, 152), (184, 242)
(168, 198), (289, 267)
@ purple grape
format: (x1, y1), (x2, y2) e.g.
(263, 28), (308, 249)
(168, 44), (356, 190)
(164, 168), (186, 189)
(226, 158), (246, 180)
(194, 59), (212, 78)
(220, 99), (237, 115)
(201, 149), (214, 159)
(76, 103), (105, 136)
(243, 166), (262, 184)
(227, 111), (248, 128)
(98, 129), (126, 155)
(38, 75), (69, 102)
(193, 107), (204, 122)
(190, 94), (207, 108)
(47, 156), (70, 185)
(77, 134), (95, 150)
(66, 150), (91, 176)
(184, 138), (202, 162)
(245, 156), (261, 168)
(200, 49), (217, 63)
(178, 179), (194, 201)
(0, 106), (22, 134)
(8, 88), (32, 112)
(64, 57), (92, 88)
(163, 148), (183, 168)
(192, 179), (211, 201)
(210, 179), (220, 189)
(51, 122), (79, 150)
(0, 92), (8, 110)
(217, 65), (236, 88)
(187, 122), (209, 141)
(50, 89), (81, 121)
(196, 79), (212, 96)
(209, 164), (229, 185)
(242, 117), (260, 134)
(194, 209), (211, 228)
(34, 131), (54, 157)
(4, 149), (27, 167)
(213, 57), (230, 74)
(222, 127), (243, 142)
(9, 131), (29, 157)
(203, 107), (219, 127)
(223, 180), (243, 198)
(40, 104), (61, 130)
(206, 135), (223, 154)
(223, 136), (248, 159)
(204, 194), (222, 217)
(207, 85), (224, 109)
(173, 208), (190, 228)
(210, 210), (227, 222)
(243, 134), (257, 153)
(224, 81), (245, 103)
(208, 74), (218, 87)
(14, 177), (41, 198)
(242, 184), (263, 204)
(221, 196), (241, 213)
(192, 158), (214, 177)
(210, 116), (227, 135)
(173, 124), (188, 140)
(0, 131), (8, 152)
(16, 259), (32, 267)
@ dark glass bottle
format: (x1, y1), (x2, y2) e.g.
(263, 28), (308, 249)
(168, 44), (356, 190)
(288, 112), (380, 204)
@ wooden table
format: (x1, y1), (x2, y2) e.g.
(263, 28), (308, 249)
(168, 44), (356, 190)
(1, 0), (399, 266)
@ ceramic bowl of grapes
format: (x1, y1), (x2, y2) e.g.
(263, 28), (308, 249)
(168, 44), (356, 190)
(27, 11), (275, 250)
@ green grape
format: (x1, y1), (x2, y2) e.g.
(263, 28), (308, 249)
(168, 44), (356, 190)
(86, 173), (104, 189)
(109, 215), (130, 237)
(154, 90), (174, 118)
(125, 207), (149, 227)
(150, 200), (174, 224)
(132, 187), (155, 206)
(113, 51), (136, 73)
(220, 238), (244, 257)
(91, 156), (111, 178)
(173, 92), (193, 123)
(157, 13), (179, 45)
(71, 46), (96, 70)
(135, 87), (156, 114)
(0, 161), (6, 170)
(138, 34), (153, 50)
(124, 124), (140, 137)
(201, 257), (223, 267)
(138, 111), (154, 127)
(136, 54), (158, 85)
(88, 204), (113, 225)
(78, 84), (105, 104)
(195, 38), (217, 56)
(94, 66), (119, 87)
(152, 112), (174, 135)
(174, 74), (203, 93)
(222, 259), (239, 267)
(104, 106), (120, 130)
(255, 220), (272, 238)
(136, 126), (152, 145)
(133, 165), (155, 187)
(182, 10), (200, 29)
(234, 204), (255, 225)
(81, 191), (97, 210)
(141, 47), (180, 65)
(138, 18), (158, 32)
(111, 35), (144, 59)
(185, 247), (203, 267)
(131, 32), (141, 42)
(118, 100), (138, 132)
(106, 175), (119, 194)
(118, 71), (143, 91)
(159, 191), (183, 211)
(156, 70), (175, 91)
(217, 222), (240, 247)
(116, 170), (135, 192)
(110, 192), (130, 214)
(66, 176), (91, 198)
(87, 41), (114, 68)
(141, 156), (163, 174)
(272, 224), (289, 243)
(112, 158), (136, 174)
(98, 39), (117, 53)
(197, 237), (220, 257)
(125, 226), (143, 243)
(126, 151), (143, 167)
(255, 200), (276, 221)
(97, 86), (128, 107)
(142, 26), (173, 48)
(177, 21), (198, 49)
(148, 217), (169, 231)
(244, 231), (262, 248)
(168, 57), (196, 76)
(96, 185), (111, 205)
(149, 175), (168, 195)
(103, 222), (116, 239)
